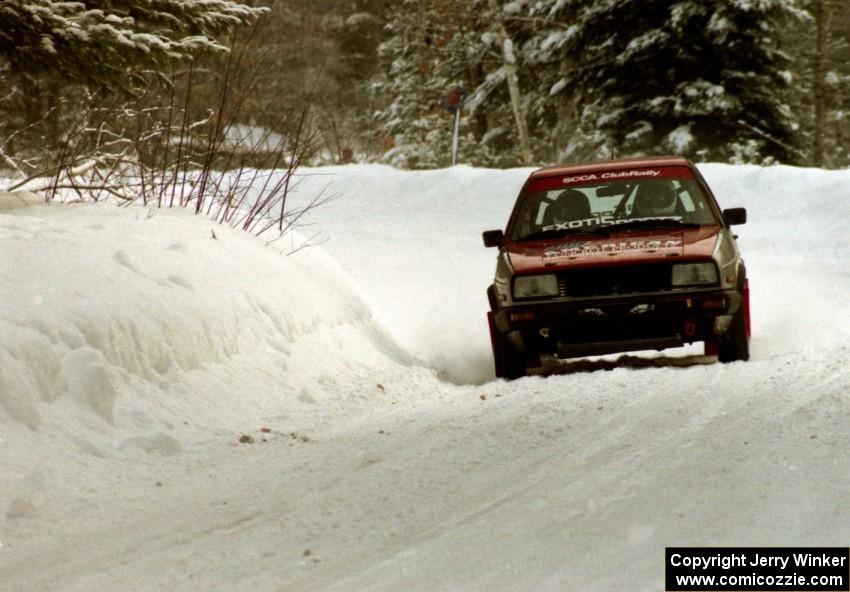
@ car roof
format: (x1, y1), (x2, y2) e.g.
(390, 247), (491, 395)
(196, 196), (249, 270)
(528, 156), (693, 181)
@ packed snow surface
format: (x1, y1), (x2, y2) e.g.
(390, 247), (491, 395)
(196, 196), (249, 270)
(0, 163), (848, 591)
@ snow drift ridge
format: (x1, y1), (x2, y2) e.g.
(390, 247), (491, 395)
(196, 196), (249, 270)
(0, 200), (410, 439)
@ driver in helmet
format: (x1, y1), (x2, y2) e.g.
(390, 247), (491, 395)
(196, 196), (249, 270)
(631, 181), (680, 217)
(551, 189), (591, 225)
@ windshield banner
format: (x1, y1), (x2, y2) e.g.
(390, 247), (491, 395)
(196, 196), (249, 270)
(528, 166), (696, 192)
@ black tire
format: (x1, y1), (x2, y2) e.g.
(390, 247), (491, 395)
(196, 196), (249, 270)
(718, 305), (750, 362)
(487, 285), (499, 312)
(493, 331), (527, 380)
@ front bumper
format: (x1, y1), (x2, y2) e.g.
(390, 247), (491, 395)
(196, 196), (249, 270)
(492, 288), (742, 359)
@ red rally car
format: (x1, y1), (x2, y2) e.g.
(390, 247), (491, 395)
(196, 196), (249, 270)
(483, 156), (750, 379)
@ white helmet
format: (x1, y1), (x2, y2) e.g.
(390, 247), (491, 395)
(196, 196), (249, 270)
(633, 181), (678, 216)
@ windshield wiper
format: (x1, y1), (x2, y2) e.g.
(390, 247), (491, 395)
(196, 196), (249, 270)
(604, 218), (702, 232)
(516, 226), (612, 242)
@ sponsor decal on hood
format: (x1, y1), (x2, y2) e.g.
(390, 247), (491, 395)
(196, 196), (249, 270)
(544, 236), (683, 259)
(505, 226), (721, 274)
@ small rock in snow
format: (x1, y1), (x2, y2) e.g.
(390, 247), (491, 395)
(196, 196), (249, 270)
(6, 498), (37, 519)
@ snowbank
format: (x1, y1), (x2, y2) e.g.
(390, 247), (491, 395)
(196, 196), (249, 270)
(0, 199), (411, 451)
(0, 162), (848, 592)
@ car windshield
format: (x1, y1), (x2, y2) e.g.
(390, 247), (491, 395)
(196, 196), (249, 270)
(508, 175), (720, 242)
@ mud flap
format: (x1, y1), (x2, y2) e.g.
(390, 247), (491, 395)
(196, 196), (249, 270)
(486, 311), (497, 351)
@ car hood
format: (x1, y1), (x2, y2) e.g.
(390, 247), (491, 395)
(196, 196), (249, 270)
(506, 226), (721, 273)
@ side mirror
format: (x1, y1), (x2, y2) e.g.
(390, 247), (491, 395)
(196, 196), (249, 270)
(482, 229), (504, 248)
(723, 207), (747, 226)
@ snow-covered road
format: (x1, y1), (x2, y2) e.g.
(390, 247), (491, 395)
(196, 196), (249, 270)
(1, 164), (848, 591)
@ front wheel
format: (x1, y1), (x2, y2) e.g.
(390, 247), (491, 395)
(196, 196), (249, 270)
(488, 311), (528, 379)
(718, 305), (750, 362)
(491, 328), (527, 380)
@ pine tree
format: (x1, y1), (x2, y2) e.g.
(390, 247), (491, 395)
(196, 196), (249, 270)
(375, 0), (545, 167)
(788, 0), (850, 166)
(0, 1), (266, 175)
(376, 0), (806, 166)
(0, 1), (265, 88)
(374, 0), (482, 168)
(559, 0), (803, 163)
(828, 4), (850, 165)
(518, 0), (584, 161)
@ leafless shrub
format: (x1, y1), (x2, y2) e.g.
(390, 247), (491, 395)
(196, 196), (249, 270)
(1, 28), (331, 244)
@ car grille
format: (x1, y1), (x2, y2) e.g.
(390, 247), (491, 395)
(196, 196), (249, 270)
(559, 263), (671, 298)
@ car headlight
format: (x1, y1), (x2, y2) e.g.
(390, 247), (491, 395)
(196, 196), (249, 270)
(513, 274), (559, 299)
(671, 263), (718, 287)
